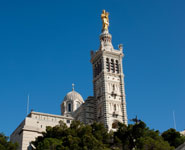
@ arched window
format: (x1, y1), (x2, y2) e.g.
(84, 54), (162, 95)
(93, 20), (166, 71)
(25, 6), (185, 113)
(106, 58), (110, 72)
(68, 103), (71, 112)
(111, 59), (115, 73)
(112, 121), (119, 129)
(115, 60), (119, 74)
(113, 84), (115, 91)
(114, 104), (116, 111)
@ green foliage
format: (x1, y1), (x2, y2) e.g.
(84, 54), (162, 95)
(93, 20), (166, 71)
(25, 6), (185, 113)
(0, 133), (18, 150)
(33, 121), (112, 150)
(162, 128), (185, 148)
(137, 136), (174, 150)
(32, 119), (176, 150)
(113, 118), (174, 150)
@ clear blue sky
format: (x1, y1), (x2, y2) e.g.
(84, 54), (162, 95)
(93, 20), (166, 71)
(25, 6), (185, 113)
(0, 0), (184, 136)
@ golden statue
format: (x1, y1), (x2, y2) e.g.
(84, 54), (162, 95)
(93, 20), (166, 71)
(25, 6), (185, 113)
(101, 10), (109, 30)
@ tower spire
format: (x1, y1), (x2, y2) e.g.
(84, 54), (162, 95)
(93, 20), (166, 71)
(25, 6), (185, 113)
(90, 10), (128, 130)
(99, 10), (113, 51)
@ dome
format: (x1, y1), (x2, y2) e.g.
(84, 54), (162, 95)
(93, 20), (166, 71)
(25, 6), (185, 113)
(63, 90), (84, 103)
(61, 84), (84, 116)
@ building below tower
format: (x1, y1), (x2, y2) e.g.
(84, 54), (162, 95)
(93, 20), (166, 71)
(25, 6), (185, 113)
(10, 111), (73, 150)
(10, 10), (128, 150)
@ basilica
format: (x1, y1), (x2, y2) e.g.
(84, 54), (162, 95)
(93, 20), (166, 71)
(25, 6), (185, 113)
(10, 10), (128, 150)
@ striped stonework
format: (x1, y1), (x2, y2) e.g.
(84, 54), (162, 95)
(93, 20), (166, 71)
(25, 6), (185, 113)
(90, 29), (128, 130)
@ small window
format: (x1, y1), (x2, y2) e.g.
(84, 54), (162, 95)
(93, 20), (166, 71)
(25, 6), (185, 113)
(116, 60), (119, 73)
(112, 121), (119, 129)
(113, 84), (115, 91)
(114, 104), (116, 111)
(67, 120), (70, 123)
(111, 59), (115, 73)
(106, 58), (110, 72)
(68, 103), (71, 112)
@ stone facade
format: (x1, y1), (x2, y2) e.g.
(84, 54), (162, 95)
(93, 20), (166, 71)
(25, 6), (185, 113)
(90, 29), (127, 130)
(10, 13), (128, 150)
(73, 96), (96, 124)
(10, 111), (73, 150)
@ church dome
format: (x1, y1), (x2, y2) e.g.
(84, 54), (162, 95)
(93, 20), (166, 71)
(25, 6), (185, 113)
(63, 90), (84, 103)
(61, 84), (84, 116)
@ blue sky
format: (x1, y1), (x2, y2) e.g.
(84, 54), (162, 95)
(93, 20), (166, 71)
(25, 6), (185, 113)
(0, 0), (185, 136)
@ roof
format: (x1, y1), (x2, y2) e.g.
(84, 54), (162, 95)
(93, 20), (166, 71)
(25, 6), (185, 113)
(63, 90), (84, 103)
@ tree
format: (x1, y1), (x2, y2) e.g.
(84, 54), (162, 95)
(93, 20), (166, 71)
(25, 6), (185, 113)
(32, 119), (176, 150)
(0, 133), (18, 150)
(32, 120), (112, 150)
(162, 128), (185, 148)
(114, 118), (174, 150)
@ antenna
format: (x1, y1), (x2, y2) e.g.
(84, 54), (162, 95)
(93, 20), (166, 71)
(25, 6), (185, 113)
(173, 110), (177, 130)
(27, 94), (29, 115)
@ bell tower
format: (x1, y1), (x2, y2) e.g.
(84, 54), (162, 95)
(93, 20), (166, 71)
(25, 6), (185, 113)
(90, 10), (127, 130)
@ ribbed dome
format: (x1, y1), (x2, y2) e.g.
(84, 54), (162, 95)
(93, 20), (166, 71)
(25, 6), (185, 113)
(63, 90), (84, 103)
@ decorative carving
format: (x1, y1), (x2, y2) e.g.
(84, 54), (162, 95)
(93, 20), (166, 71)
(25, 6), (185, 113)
(100, 40), (104, 50)
(119, 44), (123, 51)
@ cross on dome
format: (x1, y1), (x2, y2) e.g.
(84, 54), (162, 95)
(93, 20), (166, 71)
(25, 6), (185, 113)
(72, 83), (75, 91)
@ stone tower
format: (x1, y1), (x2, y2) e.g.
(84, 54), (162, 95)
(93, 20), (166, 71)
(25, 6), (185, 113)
(90, 10), (127, 130)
